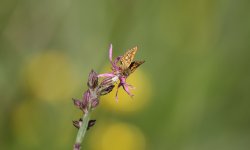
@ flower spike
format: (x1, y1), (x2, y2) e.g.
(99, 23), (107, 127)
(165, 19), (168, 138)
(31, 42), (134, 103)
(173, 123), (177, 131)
(72, 44), (144, 150)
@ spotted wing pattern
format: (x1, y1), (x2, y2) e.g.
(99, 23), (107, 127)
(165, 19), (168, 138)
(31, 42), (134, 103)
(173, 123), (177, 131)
(120, 46), (138, 70)
(129, 60), (145, 73)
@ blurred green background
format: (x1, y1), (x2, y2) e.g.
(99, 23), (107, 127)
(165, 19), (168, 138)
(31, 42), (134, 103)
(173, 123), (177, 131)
(1, 0), (250, 150)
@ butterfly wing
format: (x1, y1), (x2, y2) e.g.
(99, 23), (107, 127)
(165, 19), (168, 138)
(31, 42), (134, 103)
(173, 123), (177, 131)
(129, 60), (145, 73)
(120, 46), (138, 70)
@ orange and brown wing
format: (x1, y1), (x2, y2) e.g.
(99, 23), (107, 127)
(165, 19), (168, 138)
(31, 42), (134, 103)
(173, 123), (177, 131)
(120, 46), (138, 70)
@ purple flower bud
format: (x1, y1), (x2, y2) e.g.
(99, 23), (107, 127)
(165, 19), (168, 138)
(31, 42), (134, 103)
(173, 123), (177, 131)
(74, 143), (81, 150)
(87, 120), (96, 130)
(100, 77), (113, 86)
(97, 76), (117, 96)
(91, 98), (99, 108)
(99, 85), (115, 96)
(72, 98), (82, 109)
(82, 90), (91, 107)
(87, 70), (98, 89)
(100, 78), (111, 85)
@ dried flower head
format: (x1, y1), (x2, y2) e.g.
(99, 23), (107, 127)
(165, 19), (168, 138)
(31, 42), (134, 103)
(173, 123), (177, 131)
(87, 120), (96, 130)
(87, 70), (98, 89)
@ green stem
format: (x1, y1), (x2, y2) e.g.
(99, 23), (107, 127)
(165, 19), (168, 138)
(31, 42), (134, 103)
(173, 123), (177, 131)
(74, 110), (91, 150)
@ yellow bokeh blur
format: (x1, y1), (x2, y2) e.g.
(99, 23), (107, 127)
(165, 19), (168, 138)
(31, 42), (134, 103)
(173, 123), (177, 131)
(11, 99), (75, 149)
(23, 51), (77, 102)
(2, 1), (249, 149)
(11, 100), (41, 147)
(89, 122), (146, 150)
(100, 65), (152, 113)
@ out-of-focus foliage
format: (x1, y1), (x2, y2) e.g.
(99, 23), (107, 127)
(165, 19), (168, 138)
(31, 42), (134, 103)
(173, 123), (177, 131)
(1, 0), (250, 150)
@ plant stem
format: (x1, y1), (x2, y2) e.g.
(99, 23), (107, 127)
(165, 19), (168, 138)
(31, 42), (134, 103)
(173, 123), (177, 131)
(74, 110), (91, 150)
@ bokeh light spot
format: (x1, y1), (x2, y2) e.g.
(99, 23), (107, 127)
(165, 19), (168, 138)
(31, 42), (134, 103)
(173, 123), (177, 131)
(89, 122), (146, 150)
(23, 51), (77, 102)
(12, 100), (42, 148)
(11, 99), (75, 149)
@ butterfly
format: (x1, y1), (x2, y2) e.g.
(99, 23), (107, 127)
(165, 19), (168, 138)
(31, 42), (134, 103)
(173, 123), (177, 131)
(119, 46), (145, 77)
